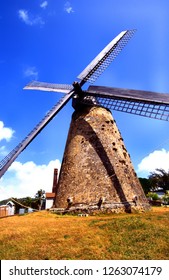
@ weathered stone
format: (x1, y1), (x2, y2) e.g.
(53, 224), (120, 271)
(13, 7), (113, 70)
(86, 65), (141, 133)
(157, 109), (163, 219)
(54, 105), (150, 213)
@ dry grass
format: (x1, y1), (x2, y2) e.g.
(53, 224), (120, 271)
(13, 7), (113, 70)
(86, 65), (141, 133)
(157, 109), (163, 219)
(0, 207), (169, 260)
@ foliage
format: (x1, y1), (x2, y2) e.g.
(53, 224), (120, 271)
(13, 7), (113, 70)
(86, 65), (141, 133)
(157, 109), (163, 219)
(12, 197), (39, 213)
(139, 177), (151, 194)
(148, 168), (169, 192)
(146, 192), (160, 201)
(35, 189), (46, 210)
(162, 191), (169, 205)
(0, 199), (9, 206)
(0, 189), (46, 213)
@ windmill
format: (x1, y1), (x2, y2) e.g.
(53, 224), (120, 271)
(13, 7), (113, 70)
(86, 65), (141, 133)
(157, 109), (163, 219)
(1, 29), (169, 213)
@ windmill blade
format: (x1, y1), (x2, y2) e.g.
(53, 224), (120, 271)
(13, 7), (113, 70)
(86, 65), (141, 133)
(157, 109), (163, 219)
(0, 90), (75, 178)
(88, 86), (169, 104)
(24, 81), (73, 94)
(78, 29), (136, 86)
(83, 85), (169, 121)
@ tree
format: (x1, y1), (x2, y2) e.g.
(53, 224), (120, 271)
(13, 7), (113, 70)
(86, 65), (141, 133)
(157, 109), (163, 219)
(162, 191), (169, 205)
(9, 197), (35, 213)
(146, 192), (159, 201)
(139, 177), (151, 194)
(148, 168), (169, 192)
(35, 189), (46, 210)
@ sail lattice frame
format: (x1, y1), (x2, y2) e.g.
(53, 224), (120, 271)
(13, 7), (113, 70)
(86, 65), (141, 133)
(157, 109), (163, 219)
(82, 94), (169, 121)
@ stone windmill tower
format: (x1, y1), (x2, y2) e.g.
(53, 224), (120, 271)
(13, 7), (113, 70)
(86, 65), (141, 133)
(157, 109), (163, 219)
(1, 30), (169, 213)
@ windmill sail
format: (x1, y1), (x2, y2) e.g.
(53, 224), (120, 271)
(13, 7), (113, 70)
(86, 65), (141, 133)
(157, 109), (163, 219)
(24, 81), (73, 94)
(84, 86), (169, 121)
(0, 29), (140, 179)
(0, 90), (75, 178)
(78, 30), (136, 85)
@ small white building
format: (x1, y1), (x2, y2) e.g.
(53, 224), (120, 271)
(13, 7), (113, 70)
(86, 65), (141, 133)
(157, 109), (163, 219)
(6, 201), (15, 215)
(45, 193), (55, 209)
(0, 200), (15, 217)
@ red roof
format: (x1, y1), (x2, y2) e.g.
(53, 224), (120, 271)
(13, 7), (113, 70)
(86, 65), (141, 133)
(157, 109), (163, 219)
(46, 193), (55, 199)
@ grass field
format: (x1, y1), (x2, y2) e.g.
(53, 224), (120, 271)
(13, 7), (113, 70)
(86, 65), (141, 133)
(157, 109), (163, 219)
(0, 207), (169, 260)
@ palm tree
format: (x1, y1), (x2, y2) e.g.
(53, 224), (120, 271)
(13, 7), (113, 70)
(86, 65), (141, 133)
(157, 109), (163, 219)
(35, 189), (45, 210)
(149, 168), (169, 192)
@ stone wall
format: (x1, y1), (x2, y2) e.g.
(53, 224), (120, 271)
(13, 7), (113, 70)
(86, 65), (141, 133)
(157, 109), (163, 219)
(54, 106), (150, 213)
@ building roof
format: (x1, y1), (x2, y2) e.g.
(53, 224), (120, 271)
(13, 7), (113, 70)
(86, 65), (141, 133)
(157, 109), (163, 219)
(6, 201), (15, 206)
(46, 193), (56, 199)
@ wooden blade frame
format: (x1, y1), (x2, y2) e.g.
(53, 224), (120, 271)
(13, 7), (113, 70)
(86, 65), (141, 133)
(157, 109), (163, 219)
(78, 30), (136, 85)
(82, 86), (169, 121)
(24, 81), (73, 94)
(0, 90), (74, 178)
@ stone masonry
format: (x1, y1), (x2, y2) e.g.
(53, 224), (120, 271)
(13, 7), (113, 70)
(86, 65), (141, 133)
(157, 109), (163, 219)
(54, 105), (150, 213)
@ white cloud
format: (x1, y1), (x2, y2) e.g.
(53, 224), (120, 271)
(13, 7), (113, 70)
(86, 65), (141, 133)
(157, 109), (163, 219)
(64, 1), (74, 14)
(24, 66), (38, 79)
(137, 149), (169, 177)
(0, 159), (61, 200)
(0, 121), (14, 142)
(40, 1), (48, 9)
(18, 9), (44, 26)
(18, 9), (29, 24)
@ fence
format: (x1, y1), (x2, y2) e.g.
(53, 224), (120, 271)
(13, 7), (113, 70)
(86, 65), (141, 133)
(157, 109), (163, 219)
(0, 205), (9, 217)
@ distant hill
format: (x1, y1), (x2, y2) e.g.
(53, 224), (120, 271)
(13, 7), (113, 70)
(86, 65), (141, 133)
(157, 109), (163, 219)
(0, 198), (10, 206)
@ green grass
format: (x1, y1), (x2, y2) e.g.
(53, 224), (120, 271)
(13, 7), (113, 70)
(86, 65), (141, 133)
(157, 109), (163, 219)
(0, 207), (169, 260)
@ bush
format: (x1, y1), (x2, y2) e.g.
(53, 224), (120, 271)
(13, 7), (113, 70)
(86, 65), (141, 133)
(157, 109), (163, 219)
(162, 193), (169, 205)
(146, 192), (160, 201)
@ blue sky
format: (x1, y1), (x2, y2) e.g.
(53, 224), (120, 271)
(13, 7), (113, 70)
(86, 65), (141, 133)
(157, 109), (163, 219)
(1, 0), (169, 200)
